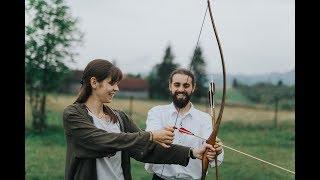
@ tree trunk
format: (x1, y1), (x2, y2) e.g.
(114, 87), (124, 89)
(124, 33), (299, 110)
(31, 91), (42, 131)
(39, 93), (47, 129)
(30, 90), (47, 132)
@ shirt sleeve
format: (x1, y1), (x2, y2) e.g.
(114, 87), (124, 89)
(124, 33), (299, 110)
(209, 148), (224, 167)
(144, 107), (163, 172)
(202, 114), (213, 140)
(145, 107), (164, 131)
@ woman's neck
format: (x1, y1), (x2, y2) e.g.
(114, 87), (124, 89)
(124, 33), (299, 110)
(85, 96), (104, 115)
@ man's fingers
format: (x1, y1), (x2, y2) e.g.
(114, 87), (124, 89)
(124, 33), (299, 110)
(207, 151), (216, 156)
(206, 154), (215, 160)
(205, 144), (215, 151)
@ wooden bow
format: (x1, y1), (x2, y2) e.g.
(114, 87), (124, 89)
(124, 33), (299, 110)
(201, 0), (226, 179)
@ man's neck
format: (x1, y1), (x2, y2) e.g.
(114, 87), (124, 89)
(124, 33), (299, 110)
(175, 102), (191, 116)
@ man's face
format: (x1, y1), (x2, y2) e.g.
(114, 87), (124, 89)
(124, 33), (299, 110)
(169, 74), (195, 108)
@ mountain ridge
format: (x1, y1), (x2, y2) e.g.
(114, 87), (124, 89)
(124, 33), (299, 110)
(207, 69), (295, 87)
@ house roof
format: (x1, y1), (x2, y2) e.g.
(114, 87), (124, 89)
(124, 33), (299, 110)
(118, 77), (149, 91)
(67, 70), (149, 91)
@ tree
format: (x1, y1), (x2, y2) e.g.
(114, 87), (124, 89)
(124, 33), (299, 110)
(127, 73), (141, 78)
(25, 0), (83, 131)
(232, 78), (239, 88)
(147, 66), (158, 99)
(189, 46), (208, 100)
(148, 45), (179, 99)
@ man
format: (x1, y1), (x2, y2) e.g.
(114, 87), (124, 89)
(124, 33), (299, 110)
(145, 68), (224, 180)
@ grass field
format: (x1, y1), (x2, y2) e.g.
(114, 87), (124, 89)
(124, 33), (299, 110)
(25, 94), (295, 179)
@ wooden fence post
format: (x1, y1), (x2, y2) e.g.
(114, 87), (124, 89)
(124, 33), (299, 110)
(274, 97), (279, 128)
(129, 96), (133, 118)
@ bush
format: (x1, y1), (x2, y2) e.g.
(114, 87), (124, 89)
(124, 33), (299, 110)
(235, 82), (295, 110)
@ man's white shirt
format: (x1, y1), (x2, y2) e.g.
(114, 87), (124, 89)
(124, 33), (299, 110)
(145, 103), (224, 180)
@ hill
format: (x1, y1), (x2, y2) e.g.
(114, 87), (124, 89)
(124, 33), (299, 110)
(208, 69), (295, 87)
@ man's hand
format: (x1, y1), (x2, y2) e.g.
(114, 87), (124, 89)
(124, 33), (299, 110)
(192, 138), (223, 161)
(151, 126), (175, 148)
(214, 137), (223, 156)
(192, 142), (215, 160)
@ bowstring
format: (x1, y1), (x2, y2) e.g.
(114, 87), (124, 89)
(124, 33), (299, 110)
(159, 5), (208, 178)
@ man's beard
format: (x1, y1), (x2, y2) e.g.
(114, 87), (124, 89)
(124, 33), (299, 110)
(172, 91), (192, 109)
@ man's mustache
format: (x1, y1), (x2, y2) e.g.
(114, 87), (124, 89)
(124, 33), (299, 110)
(174, 91), (189, 97)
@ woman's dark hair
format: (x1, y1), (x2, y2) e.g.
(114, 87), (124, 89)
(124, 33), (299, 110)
(75, 59), (123, 103)
(75, 59), (123, 122)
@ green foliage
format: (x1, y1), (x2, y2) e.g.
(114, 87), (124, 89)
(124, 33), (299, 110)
(189, 46), (208, 100)
(147, 45), (179, 99)
(232, 78), (239, 88)
(235, 81), (295, 110)
(126, 73), (141, 78)
(25, 0), (83, 130)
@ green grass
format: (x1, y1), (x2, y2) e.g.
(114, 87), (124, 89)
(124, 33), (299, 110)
(26, 126), (66, 180)
(221, 88), (254, 105)
(25, 93), (295, 180)
(25, 95), (295, 179)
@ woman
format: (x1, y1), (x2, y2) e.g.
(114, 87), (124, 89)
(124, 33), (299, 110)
(62, 59), (217, 180)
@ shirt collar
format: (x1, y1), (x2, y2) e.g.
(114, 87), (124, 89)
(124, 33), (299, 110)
(169, 102), (195, 118)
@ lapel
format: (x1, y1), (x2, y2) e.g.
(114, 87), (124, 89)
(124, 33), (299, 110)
(73, 102), (125, 132)
(106, 106), (125, 132)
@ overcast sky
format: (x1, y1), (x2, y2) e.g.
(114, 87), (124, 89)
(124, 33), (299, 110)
(63, 0), (294, 75)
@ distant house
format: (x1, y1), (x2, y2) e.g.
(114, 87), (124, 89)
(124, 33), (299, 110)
(117, 76), (149, 99)
(59, 70), (149, 99)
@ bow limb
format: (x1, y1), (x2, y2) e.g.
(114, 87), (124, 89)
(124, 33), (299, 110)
(201, 0), (227, 180)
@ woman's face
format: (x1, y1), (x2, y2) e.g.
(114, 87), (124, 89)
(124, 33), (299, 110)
(91, 76), (119, 103)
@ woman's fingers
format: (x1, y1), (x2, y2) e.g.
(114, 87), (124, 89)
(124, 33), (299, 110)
(164, 126), (174, 133)
(159, 142), (170, 148)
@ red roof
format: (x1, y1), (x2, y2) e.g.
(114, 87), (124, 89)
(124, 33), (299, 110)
(118, 77), (149, 91)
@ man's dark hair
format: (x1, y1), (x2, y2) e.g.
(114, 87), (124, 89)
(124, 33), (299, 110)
(169, 68), (195, 87)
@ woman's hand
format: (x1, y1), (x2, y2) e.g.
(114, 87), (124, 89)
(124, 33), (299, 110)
(150, 126), (175, 148)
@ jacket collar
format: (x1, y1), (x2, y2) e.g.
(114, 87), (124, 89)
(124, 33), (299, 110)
(72, 102), (124, 131)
